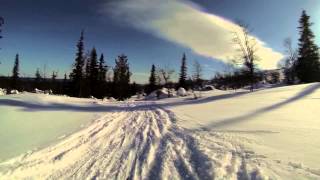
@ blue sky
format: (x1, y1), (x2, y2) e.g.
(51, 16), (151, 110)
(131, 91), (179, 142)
(0, 0), (319, 83)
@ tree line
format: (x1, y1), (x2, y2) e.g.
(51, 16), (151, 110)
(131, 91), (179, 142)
(0, 24), (202, 100)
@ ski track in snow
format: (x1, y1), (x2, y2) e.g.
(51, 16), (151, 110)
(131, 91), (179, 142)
(0, 102), (318, 180)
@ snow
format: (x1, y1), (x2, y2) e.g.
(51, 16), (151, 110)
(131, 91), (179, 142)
(177, 87), (187, 96)
(0, 88), (6, 96)
(0, 84), (320, 179)
(0, 93), (104, 162)
(10, 90), (19, 94)
(145, 88), (174, 100)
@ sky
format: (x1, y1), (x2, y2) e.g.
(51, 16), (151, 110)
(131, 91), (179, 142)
(0, 0), (320, 83)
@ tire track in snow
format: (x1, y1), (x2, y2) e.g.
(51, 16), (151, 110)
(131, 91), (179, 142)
(0, 105), (214, 180)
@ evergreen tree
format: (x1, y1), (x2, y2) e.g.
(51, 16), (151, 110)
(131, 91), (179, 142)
(98, 54), (107, 82)
(296, 10), (320, 82)
(82, 51), (91, 97)
(51, 71), (57, 81)
(178, 53), (187, 89)
(113, 54), (131, 100)
(51, 71), (57, 93)
(89, 48), (99, 97)
(11, 54), (20, 89)
(84, 51), (91, 79)
(62, 73), (69, 95)
(97, 53), (107, 98)
(35, 68), (42, 88)
(70, 31), (85, 97)
(146, 64), (157, 94)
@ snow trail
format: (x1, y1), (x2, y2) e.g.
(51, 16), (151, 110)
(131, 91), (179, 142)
(0, 105), (214, 179)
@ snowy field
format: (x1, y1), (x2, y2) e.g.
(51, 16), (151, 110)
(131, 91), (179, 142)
(0, 83), (319, 179)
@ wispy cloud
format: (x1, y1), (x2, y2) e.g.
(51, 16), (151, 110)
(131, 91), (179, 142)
(102, 0), (283, 69)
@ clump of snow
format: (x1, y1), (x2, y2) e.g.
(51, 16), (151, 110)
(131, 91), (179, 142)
(145, 88), (176, 100)
(0, 88), (6, 96)
(34, 88), (44, 94)
(10, 89), (19, 94)
(177, 87), (187, 96)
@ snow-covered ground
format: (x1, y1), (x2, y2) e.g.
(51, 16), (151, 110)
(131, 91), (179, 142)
(0, 83), (319, 179)
(0, 93), (105, 162)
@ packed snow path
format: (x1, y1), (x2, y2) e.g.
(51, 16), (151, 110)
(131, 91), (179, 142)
(0, 104), (268, 180)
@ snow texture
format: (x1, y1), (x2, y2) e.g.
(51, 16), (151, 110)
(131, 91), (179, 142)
(1, 83), (320, 179)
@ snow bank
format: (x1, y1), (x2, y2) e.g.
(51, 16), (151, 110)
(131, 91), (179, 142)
(0, 93), (105, 162)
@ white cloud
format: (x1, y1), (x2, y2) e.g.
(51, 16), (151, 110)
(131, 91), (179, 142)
(102, 0), (284, 70)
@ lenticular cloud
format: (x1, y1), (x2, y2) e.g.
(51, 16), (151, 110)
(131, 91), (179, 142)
(102, 0), (283, 69)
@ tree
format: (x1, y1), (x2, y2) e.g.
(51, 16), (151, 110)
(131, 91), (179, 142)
(97, 53), (108, 98)
(70, 31), (85, 97)
(51, 71), (57, 81)
(178, 53), (187, 89)
(232, 23), (259, 91)
(158, 66), (175, 97)
(62, 73), (69, 95)
(98, 54), (107, 82)
(51, 71), (58, 93)
(296, 10), (320, 83)
(192, 60), (203, 89)
(89, 48), (99, 97)
(146, 64), (157, 94)
(35, 68), (42, 87)
(283, 38), (298, 84)
(113, 54), (131, 100)
(11, 54), (20, 89)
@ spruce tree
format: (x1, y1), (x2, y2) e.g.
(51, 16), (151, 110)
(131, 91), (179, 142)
(11, 54), (20, 89)
(82, 51), (91, 97)
(51, 71), (57, 93)
(89, 48), (99, 97)
(147, 64), (157, 94)
(97, 54), (107, 98)
(296, 10), (320, 82)
(70, 31), (85, 97)
(98, 54), (107, 82)
(35, 68), (42, 88)
(62, 73), (68, 95)
(113, 54), (131, 100)
(84, 51), (91, 79)
(178, 53), (187, 89)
